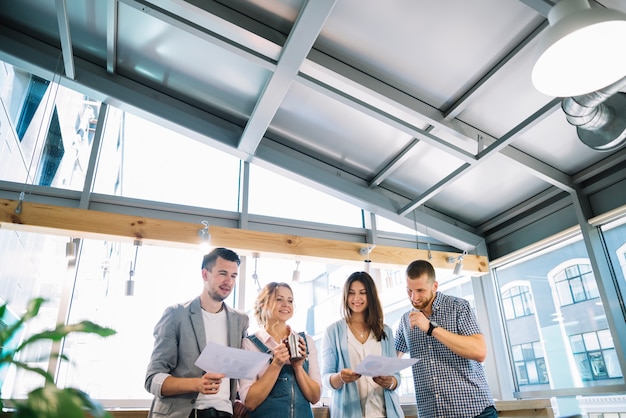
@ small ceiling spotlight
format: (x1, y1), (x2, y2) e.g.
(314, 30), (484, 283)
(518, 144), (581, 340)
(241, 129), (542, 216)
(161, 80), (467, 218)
(65, 238), (77, 261)
(447, 250), (467, 276)
(292, 260), (301, 282)
(252, 252), (261, 290)
(198, 220), (211, 250)
(359, 245), (376, 263)
(126, 240), (142, 296)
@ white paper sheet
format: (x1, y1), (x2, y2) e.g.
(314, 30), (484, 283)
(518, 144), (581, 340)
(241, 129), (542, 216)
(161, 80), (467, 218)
(353, 354), (418, 377)
(194, 342), (271, 380)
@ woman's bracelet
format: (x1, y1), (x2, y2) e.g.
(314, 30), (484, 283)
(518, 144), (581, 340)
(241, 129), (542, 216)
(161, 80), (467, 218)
(388, 378), (396, 390)
(337, 373), (346, 385)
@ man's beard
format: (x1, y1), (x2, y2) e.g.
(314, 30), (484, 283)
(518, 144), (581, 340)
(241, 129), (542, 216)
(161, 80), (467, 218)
(208, 289), (226, 302)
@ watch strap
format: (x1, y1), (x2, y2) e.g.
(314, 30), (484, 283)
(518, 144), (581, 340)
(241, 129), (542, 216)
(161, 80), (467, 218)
(427, 321), (437, 336)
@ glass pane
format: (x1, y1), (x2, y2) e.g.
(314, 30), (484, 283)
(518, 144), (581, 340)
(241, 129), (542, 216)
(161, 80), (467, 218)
(0, 64), (99, 191)
(598, 329), (614, 349)
(555, 280), (573, 305)
(0, 229), (69, 399)
(526, 360), (538, 383)
(603, 349), (621, 378)
(570, 334), (585, 352)
(583, 271), (599, 299)
(375, 214), (423, 236)
(536, 357), (549, 383)
(570, 277), (585, 302)
(583, 332), (600, 351)
(56, 240), (220, 400)
(589, 351), (608, 379)
(93, 110), (241, 211)
(248, 165), (363, 227)
(494, 234), (624, 396)
(503, 297), (515, 320)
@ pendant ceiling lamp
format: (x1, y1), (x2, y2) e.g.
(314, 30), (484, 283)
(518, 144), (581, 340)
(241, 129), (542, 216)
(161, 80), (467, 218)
(531, 0), (626, 97)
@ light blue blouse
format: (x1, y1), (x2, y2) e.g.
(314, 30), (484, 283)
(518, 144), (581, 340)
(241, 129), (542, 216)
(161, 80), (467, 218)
(321, 320), (405, 418)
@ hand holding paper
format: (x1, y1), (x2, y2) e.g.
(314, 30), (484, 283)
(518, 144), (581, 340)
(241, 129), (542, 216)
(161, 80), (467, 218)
(353, 354), (418, 377)
(195, 342), (271, 380)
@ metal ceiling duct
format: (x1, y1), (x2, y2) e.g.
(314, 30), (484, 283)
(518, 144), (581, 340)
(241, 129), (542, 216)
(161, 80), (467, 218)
(561, 76), (626, 151)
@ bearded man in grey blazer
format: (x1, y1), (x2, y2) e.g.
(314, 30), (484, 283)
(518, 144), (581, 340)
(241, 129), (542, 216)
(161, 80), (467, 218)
(145, 247), (249, 418)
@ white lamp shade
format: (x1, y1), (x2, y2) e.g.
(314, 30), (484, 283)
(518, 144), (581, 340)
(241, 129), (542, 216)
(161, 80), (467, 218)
(532, 0), (626, 97)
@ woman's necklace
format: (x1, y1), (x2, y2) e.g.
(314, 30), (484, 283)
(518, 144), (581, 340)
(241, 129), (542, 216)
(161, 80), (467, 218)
(349, 321), (367, 339)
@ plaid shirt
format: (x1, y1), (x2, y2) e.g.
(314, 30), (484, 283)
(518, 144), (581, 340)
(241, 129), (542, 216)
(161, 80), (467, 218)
(394, 292), (494, 418)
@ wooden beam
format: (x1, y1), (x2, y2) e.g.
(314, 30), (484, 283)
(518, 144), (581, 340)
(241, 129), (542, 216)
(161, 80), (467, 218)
(0, 198), (489, 273)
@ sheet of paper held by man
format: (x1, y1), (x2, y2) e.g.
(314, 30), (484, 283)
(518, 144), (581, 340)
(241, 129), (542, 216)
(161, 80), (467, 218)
(353, 355), (419, 377)
(195, 342), (271, 380)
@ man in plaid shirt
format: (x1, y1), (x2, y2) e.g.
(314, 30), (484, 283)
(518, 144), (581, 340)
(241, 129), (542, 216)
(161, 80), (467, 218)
(395, 259), (496, 418)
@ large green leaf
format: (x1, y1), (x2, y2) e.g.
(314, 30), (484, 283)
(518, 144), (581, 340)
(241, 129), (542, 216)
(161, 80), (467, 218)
(0, 298), (116, 418)
(12, 385), (111, 418)
(17, 321), (116, 351)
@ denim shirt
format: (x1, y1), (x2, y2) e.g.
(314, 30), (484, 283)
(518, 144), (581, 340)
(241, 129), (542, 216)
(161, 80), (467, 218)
(247, 333), (314, 418)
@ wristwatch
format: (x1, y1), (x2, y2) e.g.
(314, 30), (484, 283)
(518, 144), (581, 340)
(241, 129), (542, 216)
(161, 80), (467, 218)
(426, 320), (438, 336)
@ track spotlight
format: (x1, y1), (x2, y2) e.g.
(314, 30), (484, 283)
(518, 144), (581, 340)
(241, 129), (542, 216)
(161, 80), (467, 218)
(198, 220), (211, 250)
(292, 260), (300, 282)
(126, 240), (141, 296)
(447, 250), (467, 276)
(359, 245), (375, 263)
(65, 238), (77, 261)
(252, 252), (261, 290)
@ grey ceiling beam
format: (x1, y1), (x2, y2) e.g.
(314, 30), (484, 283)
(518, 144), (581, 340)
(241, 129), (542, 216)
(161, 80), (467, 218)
(478, 98), (562, 159)
(298, 74), (476, 164)
(368, 135), (424, 188)
(255, 139), (484, 251)
(499, 146), (574, 192)
(148, 0), (286, 58)
(303, 49), (488, 149)
(517, 0), (554, 17)
(399, 97), (568, 216)
(119, 0), (277, 71)
(106, 0), (118, 73)
(443, 20), (548, 119)
(399, 164), (472, 216)
(482, 147), (626, 235)
(477, 186), (565, 235)
(237, 0), (338, 156)
(300, 53), (577, 198)
(79, 103), (108, 210)
(54, 0), (75, 79)
(0, 25), (246, 158)
(573, 146), (626, 184)
(484, 193), (572, 243)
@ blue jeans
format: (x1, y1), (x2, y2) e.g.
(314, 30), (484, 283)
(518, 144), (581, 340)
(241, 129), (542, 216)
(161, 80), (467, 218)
(475, 405), (498, 418)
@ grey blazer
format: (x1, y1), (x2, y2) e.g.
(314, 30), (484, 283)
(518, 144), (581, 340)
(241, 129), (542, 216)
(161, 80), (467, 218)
(145, 296), (249, 418)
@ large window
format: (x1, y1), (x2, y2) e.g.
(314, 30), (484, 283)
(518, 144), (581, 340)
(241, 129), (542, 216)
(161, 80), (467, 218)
(248, 164), (364, 228)
(493, 229), (625, 414)
(93, 111), (242, 212)
(0, 65), (100, 190)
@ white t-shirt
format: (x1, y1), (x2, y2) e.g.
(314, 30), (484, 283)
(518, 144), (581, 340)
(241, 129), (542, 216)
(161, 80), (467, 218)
(194, 308), (232, 413)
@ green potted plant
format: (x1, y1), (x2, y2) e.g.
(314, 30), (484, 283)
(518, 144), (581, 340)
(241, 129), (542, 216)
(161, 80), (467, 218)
(0, 297), (116, 418)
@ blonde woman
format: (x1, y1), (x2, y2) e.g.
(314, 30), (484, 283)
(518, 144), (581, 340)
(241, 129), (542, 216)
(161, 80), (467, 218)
(239, 282), (321, 418)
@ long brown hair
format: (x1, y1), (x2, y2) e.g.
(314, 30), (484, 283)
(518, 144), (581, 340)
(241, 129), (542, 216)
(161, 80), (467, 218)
(342, 271), (386, 341)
